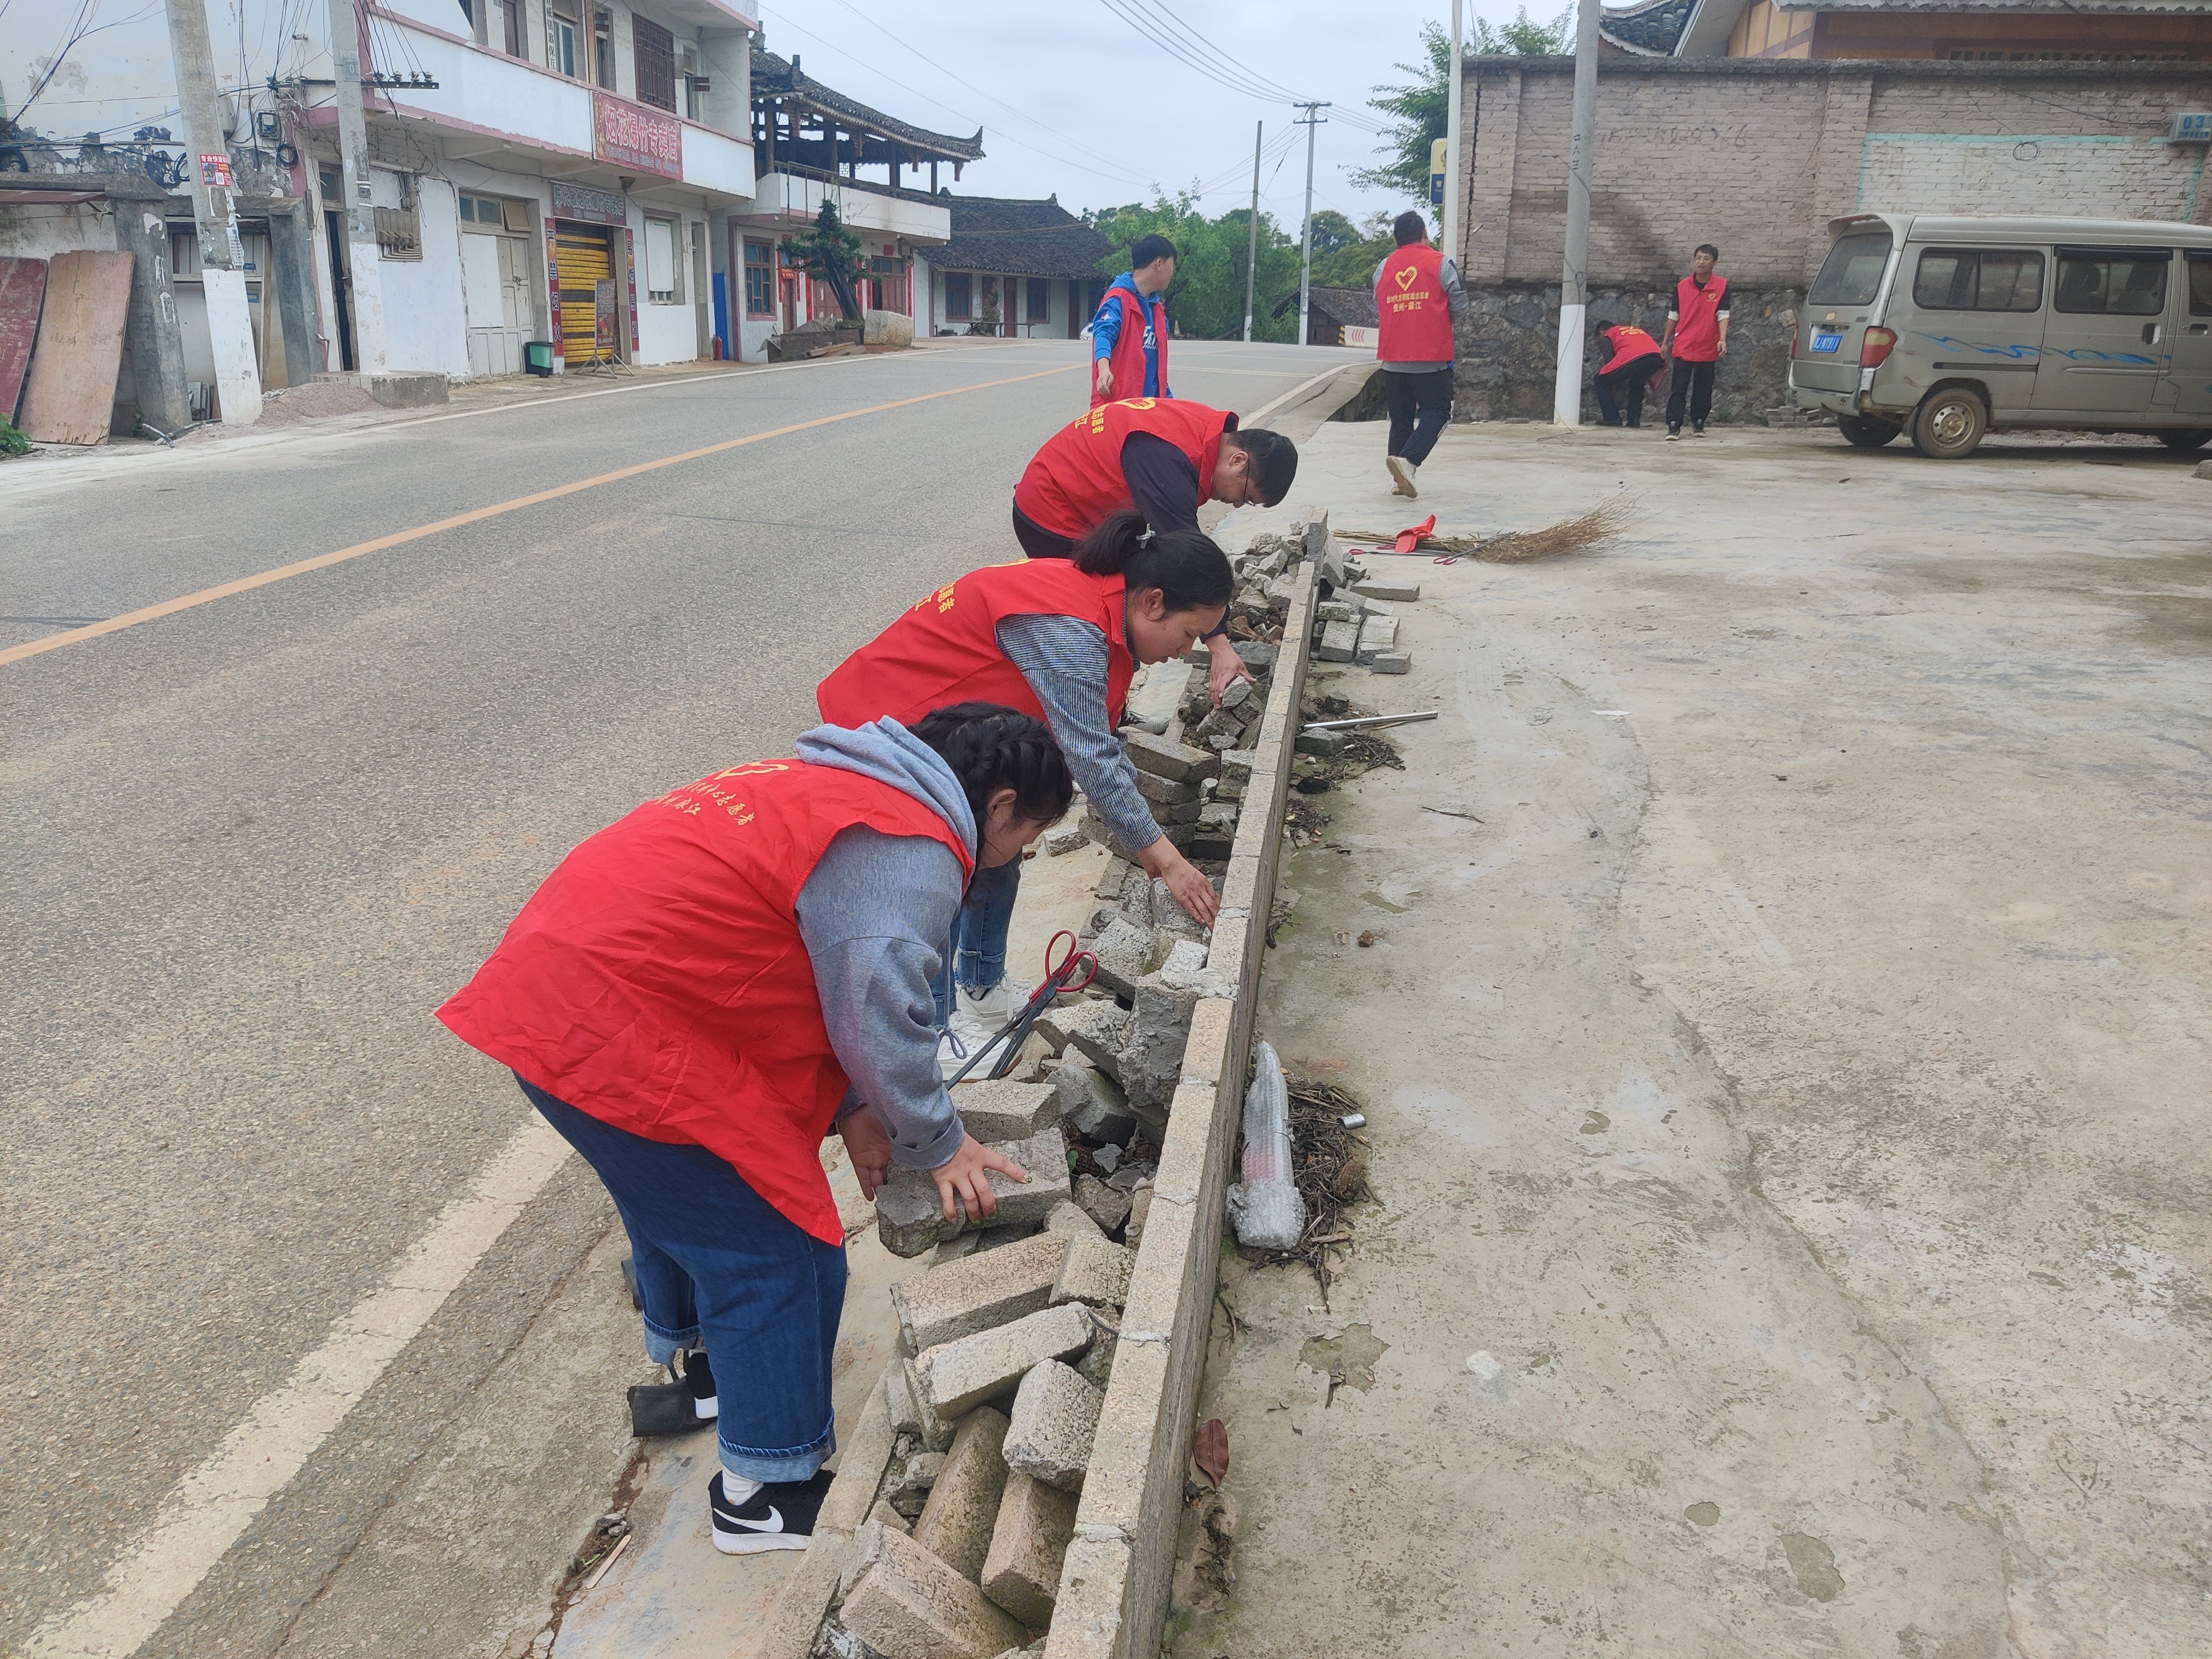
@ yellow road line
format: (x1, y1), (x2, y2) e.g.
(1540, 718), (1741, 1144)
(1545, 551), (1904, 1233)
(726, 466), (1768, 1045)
(2, 364), (1075, 669)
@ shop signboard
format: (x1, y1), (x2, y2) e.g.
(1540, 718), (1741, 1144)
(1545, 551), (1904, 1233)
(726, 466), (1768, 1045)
(593, 94), (682, 181)
(550, 181), (626, 228)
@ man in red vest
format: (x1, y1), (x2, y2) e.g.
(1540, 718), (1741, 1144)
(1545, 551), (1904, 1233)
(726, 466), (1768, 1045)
(1374, 211), (1468, 499)
(1090, 234), (1176, 406)
(1012, 397), (1297, 702)
(1659, 243), (1729, 440)
(1593, 320), (1666, 429)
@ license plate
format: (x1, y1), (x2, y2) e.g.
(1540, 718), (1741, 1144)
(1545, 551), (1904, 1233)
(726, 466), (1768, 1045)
(1811, 332), (1843, 354)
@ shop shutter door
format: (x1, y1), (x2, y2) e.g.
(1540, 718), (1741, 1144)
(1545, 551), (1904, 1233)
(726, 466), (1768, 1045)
(555, 228), (614, 362)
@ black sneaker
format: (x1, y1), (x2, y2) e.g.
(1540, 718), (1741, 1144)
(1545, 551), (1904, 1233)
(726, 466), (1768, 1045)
(709, 1470), (833, 1554)
(1692, 423), (1707, 437)
(627, 1348), (717, 1437)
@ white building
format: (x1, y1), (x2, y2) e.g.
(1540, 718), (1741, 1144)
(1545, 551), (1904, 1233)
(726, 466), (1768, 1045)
(2, 0), (759, 384)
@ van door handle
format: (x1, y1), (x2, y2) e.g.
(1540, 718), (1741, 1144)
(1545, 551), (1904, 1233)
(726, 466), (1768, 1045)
(2141, 322), (2162, 345)
(2192, 322), (2211, 335)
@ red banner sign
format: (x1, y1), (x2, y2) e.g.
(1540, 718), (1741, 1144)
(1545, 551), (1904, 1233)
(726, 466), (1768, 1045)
(593, 95), (682, 180)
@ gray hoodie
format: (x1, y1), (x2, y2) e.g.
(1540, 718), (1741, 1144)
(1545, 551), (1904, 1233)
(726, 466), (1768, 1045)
(793, 719), (972, 1171)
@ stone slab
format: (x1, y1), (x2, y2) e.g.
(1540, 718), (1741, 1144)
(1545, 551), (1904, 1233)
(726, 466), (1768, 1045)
(1123, 731), (1220, 784)
(912, 1407), (1010, 1583)
(1351, 579), (1420, 601)
(1316, 618), (1360, 662)
(1037, 999), (1133, 1078)
(891, 1232), (1071, 1353)
(1356, 614), (1401, 663)
(1368, 649), (1412, 675)
(874, 1126), (1073, 1258)
(913, 1302), (1095, 1421)
(1051, 1232), (1134, 1312)
(981, 1471), (1079, 1629)
(1004, 1359), (1105, 1494)
(953, 1078), (1059, 1142)
(836, 1521), (1029, 1659)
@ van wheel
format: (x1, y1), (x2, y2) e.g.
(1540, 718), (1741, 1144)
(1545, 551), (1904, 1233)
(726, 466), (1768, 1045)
(1837, 415), (1902, 448)
(1910, 387), (1987, 459)
(2157, 429), (2212, 453)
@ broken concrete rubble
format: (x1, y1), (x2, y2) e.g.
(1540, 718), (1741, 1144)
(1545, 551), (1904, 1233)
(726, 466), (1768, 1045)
(1036, 999), (1132, 1076)
(1051, 1232), (1134, 1311)
(1072, 1173), (1131, 1237)
(953, 1078), (1058, 1143)
(1051, 1056), (1136, 1145)
(874, 1126), (1073, 1258)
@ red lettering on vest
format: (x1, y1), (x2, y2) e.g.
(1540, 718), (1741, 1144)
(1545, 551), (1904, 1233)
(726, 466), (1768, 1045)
(816, 559), (1136, 734)
(1013, 398), (1235, 540)
(1376, 244), (1455, 362)
(436, 763), (973, 1246)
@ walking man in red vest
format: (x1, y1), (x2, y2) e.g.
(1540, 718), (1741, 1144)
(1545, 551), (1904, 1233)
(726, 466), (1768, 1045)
(1660, 243), (1729, 440)
(1091, 234), (1175, 406)
(1374, 211), (1468, 499)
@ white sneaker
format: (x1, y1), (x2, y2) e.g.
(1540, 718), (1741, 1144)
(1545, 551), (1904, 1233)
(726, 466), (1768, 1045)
(956, 978), (1034, 1025)
(1386, 455), (1417, 499)
(940, 1011), (1015, 1081)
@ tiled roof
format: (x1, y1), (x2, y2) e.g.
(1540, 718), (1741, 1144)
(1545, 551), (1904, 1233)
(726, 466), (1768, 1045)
(1600, 0), (1699, 55)
(933, 195), (1114, 280)
(751, 49), (983, 161)
(1270, 285), (1379, 329)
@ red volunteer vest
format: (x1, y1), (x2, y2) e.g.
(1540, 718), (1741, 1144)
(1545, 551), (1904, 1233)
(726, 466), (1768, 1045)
(1013, 398), (1235, 540)
(1672, 274), (1728, 362)
(1092, 284), (1167, 407)
(1376, 244), (1455, 362)
(436, 760), (971, 1246)
(1600, 325), (1663, 376)
(817, 560), (1136, 733)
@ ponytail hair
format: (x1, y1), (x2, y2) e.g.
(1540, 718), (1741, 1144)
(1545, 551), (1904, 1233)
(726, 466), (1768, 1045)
(910, 703), (1076, 833)
(1071, 510), (1233, 617)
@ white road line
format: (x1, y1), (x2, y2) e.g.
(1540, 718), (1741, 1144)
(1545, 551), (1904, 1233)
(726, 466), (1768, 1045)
(24, 1115), (573, 1659)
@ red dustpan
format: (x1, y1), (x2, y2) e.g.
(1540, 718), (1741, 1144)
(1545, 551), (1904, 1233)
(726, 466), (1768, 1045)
(1394, 515), (1436, 554)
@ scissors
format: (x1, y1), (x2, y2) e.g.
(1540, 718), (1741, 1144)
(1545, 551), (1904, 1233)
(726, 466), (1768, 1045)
(945, 930), (1099, 1087)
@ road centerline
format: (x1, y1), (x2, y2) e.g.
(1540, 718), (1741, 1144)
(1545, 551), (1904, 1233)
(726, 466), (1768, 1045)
(0, 364), (1075, 670)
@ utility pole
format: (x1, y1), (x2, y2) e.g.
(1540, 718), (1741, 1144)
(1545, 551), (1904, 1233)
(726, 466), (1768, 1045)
(1241, 119), (1261, 343)
(1295, 101), (1328, 350)
(165, 0), (262, 425)
(327, 0), (387, 372)
(1552, 0), (1601, 426)
(1441, 0), (1464, 266)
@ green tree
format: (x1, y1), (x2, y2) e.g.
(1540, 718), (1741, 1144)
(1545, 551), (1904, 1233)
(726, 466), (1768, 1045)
(1308, 211), (1396, 290)
(1089, 192), (1306, 342)
(1352, 12), (1572, 205)
(786, 199), (864, 321)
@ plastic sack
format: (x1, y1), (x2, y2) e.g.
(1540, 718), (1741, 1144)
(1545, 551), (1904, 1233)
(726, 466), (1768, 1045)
(1227, 1040), (1306, 1250)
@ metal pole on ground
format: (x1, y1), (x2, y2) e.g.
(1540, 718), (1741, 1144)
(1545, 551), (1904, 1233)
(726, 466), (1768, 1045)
(1242, 119), (1262, 343)
(1296, 102), (1328, 350)
(326, 0), (388, 373)
(1442, 0), (1464, 268)
(165, 0), (263, 425)
(1552, 0), (1601, 427)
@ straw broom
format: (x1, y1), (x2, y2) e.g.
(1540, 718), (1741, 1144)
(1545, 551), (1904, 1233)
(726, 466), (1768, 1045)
(1335, 493), (1634, 562)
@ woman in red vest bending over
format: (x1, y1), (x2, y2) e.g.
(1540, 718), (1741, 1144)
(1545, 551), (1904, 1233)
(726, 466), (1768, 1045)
(437, 705), (1071, 1556)
(1593, 321), (1666, 429)
(818, 514), (1232, 1066)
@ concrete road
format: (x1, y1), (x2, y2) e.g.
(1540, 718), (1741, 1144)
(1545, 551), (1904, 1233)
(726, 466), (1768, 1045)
(1192, 421), (2212, 1657)
(0, 338), (1350, 1658)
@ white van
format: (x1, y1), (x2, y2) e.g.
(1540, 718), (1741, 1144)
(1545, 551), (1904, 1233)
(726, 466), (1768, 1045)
(1790, 212), (2212, 458)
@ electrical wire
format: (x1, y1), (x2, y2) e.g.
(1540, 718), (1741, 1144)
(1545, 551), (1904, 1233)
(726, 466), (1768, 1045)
(764, 9), (1154, 190)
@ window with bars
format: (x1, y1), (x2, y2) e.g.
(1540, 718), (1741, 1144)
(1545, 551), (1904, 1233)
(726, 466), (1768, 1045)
(945, 272), (972, 320)
(634, 16), (677, 112)
(1027, 278), (1052, 325)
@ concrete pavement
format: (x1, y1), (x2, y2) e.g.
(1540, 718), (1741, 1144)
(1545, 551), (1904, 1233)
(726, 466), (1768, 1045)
(0, 338), (1353, 1657)
(1186, 419), (2212, 1656)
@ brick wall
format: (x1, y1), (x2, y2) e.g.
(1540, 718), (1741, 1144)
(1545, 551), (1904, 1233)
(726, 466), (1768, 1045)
(1452, 57), (2212, 422)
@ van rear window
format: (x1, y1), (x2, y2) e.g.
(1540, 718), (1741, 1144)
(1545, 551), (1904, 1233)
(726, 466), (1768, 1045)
(1912, 249), (2043, 312)
(1809, 231), (1892, 306)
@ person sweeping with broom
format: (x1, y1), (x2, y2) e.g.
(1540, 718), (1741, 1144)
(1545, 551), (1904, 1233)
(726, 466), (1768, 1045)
(436, 705), (1072, 1555)
(817, 513), (1233, 1072)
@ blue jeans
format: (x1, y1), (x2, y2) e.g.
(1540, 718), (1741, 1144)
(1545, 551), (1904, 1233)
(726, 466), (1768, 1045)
(933, 857), (1022, 1021)
(520, 1077), (846, 1484)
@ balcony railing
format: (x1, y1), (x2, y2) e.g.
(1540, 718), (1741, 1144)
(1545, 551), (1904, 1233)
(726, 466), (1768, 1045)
(751, 165), (950, 241)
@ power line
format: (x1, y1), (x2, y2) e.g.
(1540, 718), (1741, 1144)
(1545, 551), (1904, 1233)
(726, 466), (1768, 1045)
(763, 10), (1153, 190)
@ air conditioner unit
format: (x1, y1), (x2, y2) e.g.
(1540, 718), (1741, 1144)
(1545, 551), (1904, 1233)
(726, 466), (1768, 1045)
(677, 41), (700, 76)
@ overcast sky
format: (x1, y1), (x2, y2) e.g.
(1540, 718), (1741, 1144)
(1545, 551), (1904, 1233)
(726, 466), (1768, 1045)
(757, 1), (1550, 230)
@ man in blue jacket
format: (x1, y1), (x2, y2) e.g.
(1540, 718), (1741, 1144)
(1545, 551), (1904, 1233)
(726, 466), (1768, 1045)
(1091, 233), (1176, 405)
